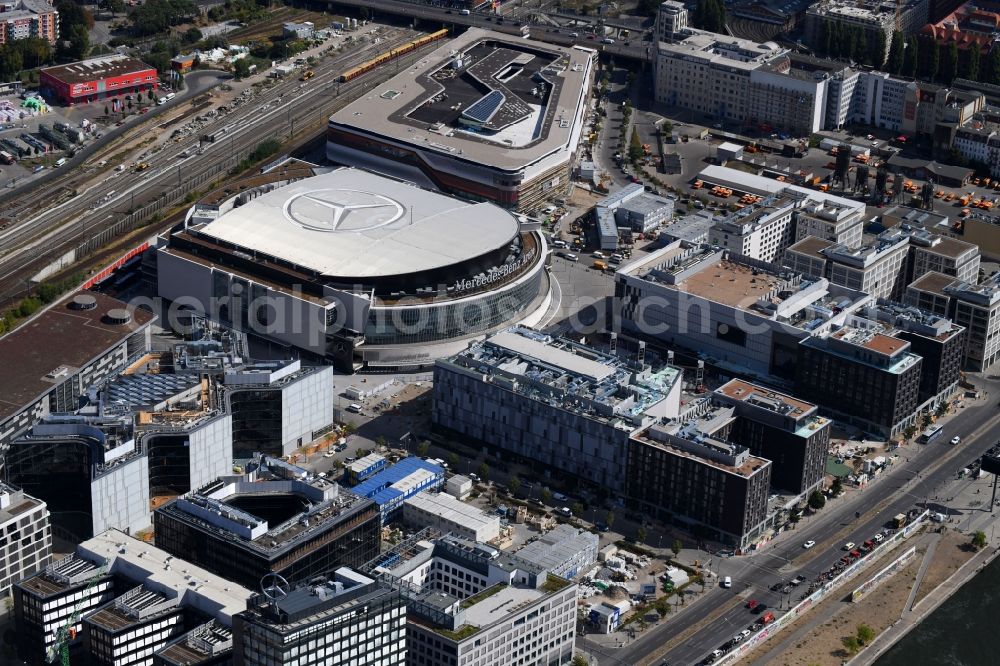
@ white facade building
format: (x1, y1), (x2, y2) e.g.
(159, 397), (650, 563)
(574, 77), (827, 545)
(403, 491), (501, 543)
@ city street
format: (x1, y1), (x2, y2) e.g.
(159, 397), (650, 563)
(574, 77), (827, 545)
(579, 375), (1000, 666)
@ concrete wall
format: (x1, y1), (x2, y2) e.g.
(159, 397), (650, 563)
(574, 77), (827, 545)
(280, 367), (333, 456)
(188, 414), (233, 490)
(91, 455), (151, 536)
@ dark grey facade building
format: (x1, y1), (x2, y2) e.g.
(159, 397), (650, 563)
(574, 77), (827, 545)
(625, 409), (772, 550)
(233, 568), (406, 666)
(713, 379), (830, 495)
(795, 325), (923, 437)
(153, 455), (380, 590)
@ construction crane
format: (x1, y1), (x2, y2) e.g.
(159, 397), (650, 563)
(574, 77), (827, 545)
(45, 568), (107, 666)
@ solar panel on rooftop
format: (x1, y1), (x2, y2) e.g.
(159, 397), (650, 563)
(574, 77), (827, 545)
(463, 90), (506, 124)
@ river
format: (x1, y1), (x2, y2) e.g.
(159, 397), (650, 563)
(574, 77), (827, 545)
(876, 553), (1000, 666)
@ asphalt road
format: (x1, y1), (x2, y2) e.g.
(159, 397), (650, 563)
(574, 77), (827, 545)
(579, 376), (1000, 666)
(329, 0), (653, 62)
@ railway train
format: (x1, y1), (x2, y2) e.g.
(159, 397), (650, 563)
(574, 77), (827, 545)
(339, 29), (449, 83)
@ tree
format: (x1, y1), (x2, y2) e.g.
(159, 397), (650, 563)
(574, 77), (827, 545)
(904, 36), (919, 78)
(104, 104), (109, 116)
(842, 636), (861, 655)
(233, 58), (252, 80)
(831, 476), (843, 496)
(477, 462), (490, 483)
(571, 656), (589, 666)
(972, 530), (988, 550)
(856, 624), (876, 646)
(447, 452), (460, 470)
(571, 501), (584, 517)
(942, 42), (959, 84)
(987, 46), (1000, 85)
(509, 475), (522, 496)
(416, 440), (430, 457)
(636, 527), (647, 545)
(870, 30), (887, 68)
(183, 27), (203, 44)
(928, 42), (940, 82)
(671, 539), (683, 557)
(605, 510), (615, 530)
(808, 489), (826, 510)
(67, 24), (90, 60)
(966, 44), (982, 82)
(886, 32), (904, 75)
(540, 488), (552, 504)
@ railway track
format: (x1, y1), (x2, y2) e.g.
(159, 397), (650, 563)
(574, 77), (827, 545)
(0, 27), (440, 305)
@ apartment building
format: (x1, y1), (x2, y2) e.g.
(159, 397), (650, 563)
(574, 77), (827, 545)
(233, 568), (406, 666)
(943, 275), (1000, 371)
(615, 242), (871, 379)
(0, 483), (50, 598)
(805, 0), (929, 61)
(656, 0), (688, 42)
(793, 195), (865, 248)
(709, 194), (797, 262)
(869, 302), (965, 407)
(906, 271), (958, 316)
(0, 0), (59, 45)
(626, 410), (772, 550)
(654, 30), (829, 134)
(796, 324), (923, 437)
(433, 327), (683, 493)
(714, 379), (830, 495)
(372, 534), (577, 666)
(908, 230), (980, 284)
(785, 227), (979, 302)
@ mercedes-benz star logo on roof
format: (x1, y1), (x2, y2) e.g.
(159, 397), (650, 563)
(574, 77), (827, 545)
(284, 189), (405, 232)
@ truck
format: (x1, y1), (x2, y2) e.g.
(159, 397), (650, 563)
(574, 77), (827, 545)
(892, 513), (906, 528)
(0, 150), (14, 165)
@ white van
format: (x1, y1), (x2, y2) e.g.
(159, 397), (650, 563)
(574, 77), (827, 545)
(459, 8), (470, 14)
(346, 403), (362, 413)
(54, 157), (67, 167)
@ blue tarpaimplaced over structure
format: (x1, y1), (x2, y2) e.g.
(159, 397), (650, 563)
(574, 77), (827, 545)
(350, 457), (445, 524)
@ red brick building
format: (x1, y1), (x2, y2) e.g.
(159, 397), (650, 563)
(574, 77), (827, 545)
(39, 56), (157, 106)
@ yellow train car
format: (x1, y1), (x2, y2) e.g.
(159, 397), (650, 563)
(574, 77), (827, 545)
(340, 29), (449, 82)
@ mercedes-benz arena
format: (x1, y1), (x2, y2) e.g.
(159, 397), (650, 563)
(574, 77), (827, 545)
(326, 28), (595, 213)
(156, 166), (550, 372)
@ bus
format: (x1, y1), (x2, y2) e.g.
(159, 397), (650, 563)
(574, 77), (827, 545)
(920, 424), (943, 443)
(0, 151), (14, 165)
